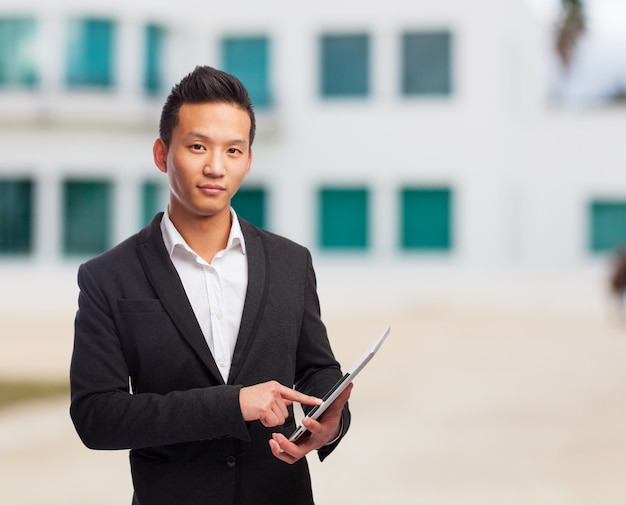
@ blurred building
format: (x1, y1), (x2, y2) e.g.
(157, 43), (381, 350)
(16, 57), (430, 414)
(1, 0), (626, 317)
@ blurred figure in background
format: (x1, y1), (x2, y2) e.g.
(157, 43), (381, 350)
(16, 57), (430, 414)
(609, 247), (626, 322)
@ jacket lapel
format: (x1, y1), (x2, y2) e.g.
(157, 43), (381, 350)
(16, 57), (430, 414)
(135, 214), (224, 384)
(228, 219), (268, 385)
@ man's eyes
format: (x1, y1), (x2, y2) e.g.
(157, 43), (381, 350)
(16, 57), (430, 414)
(188, 144), (242, 154)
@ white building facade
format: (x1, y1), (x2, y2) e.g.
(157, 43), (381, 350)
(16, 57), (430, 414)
(1, 0), (625, 317)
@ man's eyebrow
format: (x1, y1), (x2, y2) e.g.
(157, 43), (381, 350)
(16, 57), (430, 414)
(185, 131), (248, 146)
(185, 131), (210, 141)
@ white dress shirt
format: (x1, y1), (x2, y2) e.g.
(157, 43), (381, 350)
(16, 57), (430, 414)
(160, 208), (248, 382)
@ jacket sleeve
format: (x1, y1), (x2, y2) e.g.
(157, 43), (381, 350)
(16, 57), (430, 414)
(293, 250), (352, 461)
(69, 263), (250, 451)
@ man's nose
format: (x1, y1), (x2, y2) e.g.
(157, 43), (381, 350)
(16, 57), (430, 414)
(203, 154), (225, 176)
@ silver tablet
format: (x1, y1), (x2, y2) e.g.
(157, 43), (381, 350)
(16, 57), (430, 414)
(288, 326), (391, 442)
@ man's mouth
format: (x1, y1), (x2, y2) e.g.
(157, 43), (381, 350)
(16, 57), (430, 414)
(198, 184), (225, 195)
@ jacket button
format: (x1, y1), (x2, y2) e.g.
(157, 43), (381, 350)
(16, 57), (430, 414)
(225, 456), (237, 468)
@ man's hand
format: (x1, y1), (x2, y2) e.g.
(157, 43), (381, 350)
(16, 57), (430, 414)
(268, 383), (353, 465)
(239, 381), (322, 428)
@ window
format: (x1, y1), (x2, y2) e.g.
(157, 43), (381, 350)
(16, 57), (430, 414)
(401, 31), (452, 96)
(320, 34), (369, 97)
(144, 24), (164, 96)
(589, 200), (626, 253)
(318, 187), (369, 249)
(232, 187), (266, 228)
(400, 187), (453, 250)
(0, 178), (34, 255)
(66, 18), (115, 88)
(0, 17), (37, 87)
(63, 180), (111, 256)
(222, 36), (270, 107)
(142, 180), (165, 227)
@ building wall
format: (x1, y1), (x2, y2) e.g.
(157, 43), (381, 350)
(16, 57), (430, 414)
(1, 0), (624, 318)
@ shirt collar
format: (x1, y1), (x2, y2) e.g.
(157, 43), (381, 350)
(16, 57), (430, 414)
(160, 207), (247, 259)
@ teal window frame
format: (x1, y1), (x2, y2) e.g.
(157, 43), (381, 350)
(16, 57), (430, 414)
(0, 178), (34, 255)
(232, 187), (266, 229)
(589, 200), (626, 253)
(400, 187), (453, 250)
(141, 180), (165, 227)
(318, 187), (369, 250)
(144, 24), (164, 96)
(401, 31), (452, 96)
(66, 18), (115, 88)
(0, 17), (38, 87)
(62, 179), (111, 256)
(320, 33), (369, 98)
(221, 36), (271, 108)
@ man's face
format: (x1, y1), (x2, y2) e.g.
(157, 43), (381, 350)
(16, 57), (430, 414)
(153, 102), (252, 223)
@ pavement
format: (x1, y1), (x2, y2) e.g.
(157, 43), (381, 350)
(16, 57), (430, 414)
(2, 301), (626, 504)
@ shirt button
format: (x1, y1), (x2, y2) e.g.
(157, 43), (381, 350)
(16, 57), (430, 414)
(218, 360), (226, 368)
(225, 455), (237, 468)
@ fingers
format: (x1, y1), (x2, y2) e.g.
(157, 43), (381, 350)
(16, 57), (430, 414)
(269, 383), (354, 464)
(259, 400), (288, 428)
(269, 433), (303, 465)
(240, 381), (322, 427)
(268, 417), (333, 465)
(280, 387), (323, 407)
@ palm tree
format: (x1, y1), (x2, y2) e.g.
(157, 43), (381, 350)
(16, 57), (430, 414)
(555, 0), (586, 68)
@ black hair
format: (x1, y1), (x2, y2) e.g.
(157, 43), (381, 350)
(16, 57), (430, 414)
(159, 65), (256, 147)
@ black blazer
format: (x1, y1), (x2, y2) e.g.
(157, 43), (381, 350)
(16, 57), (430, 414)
(70, 214), (350, 505)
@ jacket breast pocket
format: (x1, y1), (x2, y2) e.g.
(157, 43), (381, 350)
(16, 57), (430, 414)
(115, 299), (191, 383)
(116, 299), (174, 352)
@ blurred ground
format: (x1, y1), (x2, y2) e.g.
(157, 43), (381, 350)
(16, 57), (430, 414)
(2, 299), (626, 505)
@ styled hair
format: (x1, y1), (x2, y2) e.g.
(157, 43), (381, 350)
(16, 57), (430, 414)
(159, 65), (256, 147)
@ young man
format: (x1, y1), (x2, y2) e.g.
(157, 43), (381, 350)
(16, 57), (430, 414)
(70, 66), (351, 505)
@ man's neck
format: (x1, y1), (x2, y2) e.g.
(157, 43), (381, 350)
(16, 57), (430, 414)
(169, 209), (232, 264)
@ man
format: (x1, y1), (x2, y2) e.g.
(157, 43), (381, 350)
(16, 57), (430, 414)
(70, 65), (351, 505)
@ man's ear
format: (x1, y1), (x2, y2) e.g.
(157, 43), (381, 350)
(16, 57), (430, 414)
(153, 138), (168, 173)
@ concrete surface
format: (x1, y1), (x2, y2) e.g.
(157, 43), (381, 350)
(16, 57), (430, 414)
(2, 306), (626, 504)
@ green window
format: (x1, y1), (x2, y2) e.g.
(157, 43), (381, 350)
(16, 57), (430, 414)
(0, 17), (38, 87)
(320, 34), (369, 97)
(144, 24), (164, 96)
(0, 178), (34, 255)
(589, 200), (626, 253)
(232, 187), (266, 229)
(222, 36), (270, 108)
(318, 187), (368, 249)
(400, 187), (452, 250)
(402, 31), (452, 96)
(142, 180), (165, 227)
(63, 180), (111, 256)
(66, 18), (115, 88)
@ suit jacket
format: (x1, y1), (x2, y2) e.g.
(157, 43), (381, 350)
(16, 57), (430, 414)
(69, 213), (350, 505)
